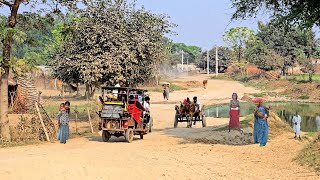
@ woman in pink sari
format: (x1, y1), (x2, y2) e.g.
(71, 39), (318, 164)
(229, 93), (240, 132)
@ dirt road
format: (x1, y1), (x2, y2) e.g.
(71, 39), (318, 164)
(0, 75), (317, 180)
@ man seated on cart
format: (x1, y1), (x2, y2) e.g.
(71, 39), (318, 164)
(193, 96), (201, 111)
(128, 95), (146, 127)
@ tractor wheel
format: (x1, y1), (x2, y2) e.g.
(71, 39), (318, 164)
(174, 114), (179, 128)
(102, 131), (111, 142)
(125, 128), (134, 143)
(202, 115), (207, 127)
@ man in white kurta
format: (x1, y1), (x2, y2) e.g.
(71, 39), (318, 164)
(292, 112), (302, 139)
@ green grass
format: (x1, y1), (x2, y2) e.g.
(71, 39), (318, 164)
(249, 92), (268, 97)
(298, 94), (310, 100)
(281, 73), (320, 82)
(295, 133), (320, 174)
(306, 132), (317, 137)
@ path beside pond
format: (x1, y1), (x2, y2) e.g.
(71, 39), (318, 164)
(0, 74), (318, 180)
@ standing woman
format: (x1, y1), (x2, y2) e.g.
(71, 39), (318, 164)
(229, 93), (240, 132)
(164, 84), (170, 100)
(253, 98), (268, 146)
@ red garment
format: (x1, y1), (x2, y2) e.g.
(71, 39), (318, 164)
(253, 97), (263, 104)
(229, 109), (240, 129)
(128, 103), (142, 123)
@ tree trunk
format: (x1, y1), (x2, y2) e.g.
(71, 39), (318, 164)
(238, 46), (241, 62)
(0, 0), (21, 141)
(0, 66), (10, 141)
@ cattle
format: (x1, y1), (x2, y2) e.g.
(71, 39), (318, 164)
(56, 79), (78, 96)
(203, 80), (208, 89)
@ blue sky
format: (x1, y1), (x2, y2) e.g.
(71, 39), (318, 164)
(0, 0), (286, 49)
(135, 0), (270, 49)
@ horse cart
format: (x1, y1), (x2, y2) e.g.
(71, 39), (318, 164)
(98, 86), (152, 143)
(174, 103), (206, 128)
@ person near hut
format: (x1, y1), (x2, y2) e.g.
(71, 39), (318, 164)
(229, 93), (240, 132)
(292, 112), (302, 140)
(57, 103), (70, 144)
(253, 98), (268, 146)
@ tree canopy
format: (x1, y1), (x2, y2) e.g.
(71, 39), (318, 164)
(245, 20), (316, 72)
(231, 0), (320, 28)
(54, 1), (172, 88)
(223, 27), (255, 62)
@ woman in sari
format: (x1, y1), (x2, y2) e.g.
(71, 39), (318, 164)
(253, 98), (268, 146)
(229, 93), (240, 132)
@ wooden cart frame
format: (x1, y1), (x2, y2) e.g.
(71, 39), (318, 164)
(174, 105), (206, 128)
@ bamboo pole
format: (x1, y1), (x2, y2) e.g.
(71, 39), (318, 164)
(87, 107), (94, 133)
(75, 106), (78, 134)
(35, 102), (50, 142)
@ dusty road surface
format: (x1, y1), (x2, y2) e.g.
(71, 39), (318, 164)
(0, 75), (318, 180)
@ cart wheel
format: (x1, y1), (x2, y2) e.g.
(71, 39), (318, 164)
(174, 114), (179, 128)
(140, 132), (144, 139)
(202, 115), (207, 127)
(149, 117), (153, 132)
(125, 128), (134, 143)
(102, 130), (111, 142)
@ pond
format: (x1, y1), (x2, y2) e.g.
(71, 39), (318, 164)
(205, 102), (320, 132)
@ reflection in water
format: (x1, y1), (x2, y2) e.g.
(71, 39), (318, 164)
(206, 102), (320, 132)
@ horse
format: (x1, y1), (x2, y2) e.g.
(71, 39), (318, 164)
(203, 80), (208, 89)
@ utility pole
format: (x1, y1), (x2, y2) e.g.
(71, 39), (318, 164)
(215, 46), (219, 77)
(207, 49), (209, 75)
(181, 50), (184, 72)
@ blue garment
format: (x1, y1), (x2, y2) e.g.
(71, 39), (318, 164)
(253, 114), (259, 144)
(58, 125), (69, 143)
(57, 111), (69, 143)
(256, 106), (268, 146)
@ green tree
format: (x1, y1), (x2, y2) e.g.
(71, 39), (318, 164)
(223, 27), (255, 62)
(197, 46), (232, 72)
(253, 21), (315, 74)
(166, 42), (201, 65)
(245, 38), (284, 70)
(0, 0), (76, 141)
(54, 1), (172, 97)
(231, 0), (320, 28)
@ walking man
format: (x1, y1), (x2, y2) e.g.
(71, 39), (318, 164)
(292, 112), (302, 139)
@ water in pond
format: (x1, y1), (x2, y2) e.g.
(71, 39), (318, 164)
(205, 102), (320, 132)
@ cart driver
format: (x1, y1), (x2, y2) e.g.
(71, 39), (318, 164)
(193, 96), (201, 111)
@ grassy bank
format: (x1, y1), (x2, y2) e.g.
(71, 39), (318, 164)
(213, 74), (320, 101)
(295, 133), (320, 173)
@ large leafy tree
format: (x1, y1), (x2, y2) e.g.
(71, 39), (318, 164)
(231, 0), (320, 28)
(223, 27), (255, 62)
(168, 42), (201, 65)
(0, 0), (77, 141)
(54, 1), (172, 96)
(246, 21), (316, 74)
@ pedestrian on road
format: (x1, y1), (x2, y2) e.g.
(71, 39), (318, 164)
(253, 98), (268, 146)
(229, 93), (240, 132)
(292, 112), (302, 140)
